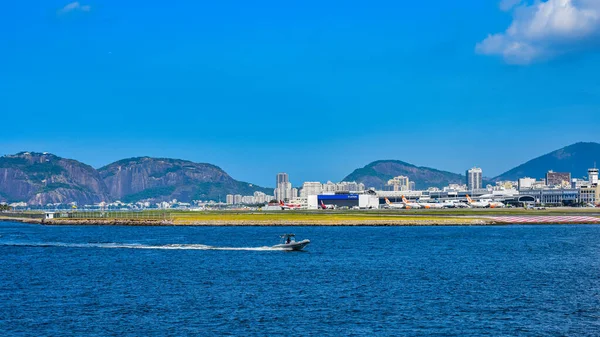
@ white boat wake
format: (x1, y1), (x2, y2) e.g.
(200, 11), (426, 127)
(0, 241), (288, 251)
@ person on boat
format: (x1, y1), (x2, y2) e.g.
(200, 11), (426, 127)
(286, 236), (291, 244)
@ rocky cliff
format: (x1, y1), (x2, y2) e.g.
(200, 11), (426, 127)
(0, 153), (273, 205)
(98, 157), (272, 203)
(0, 152), (110, 205)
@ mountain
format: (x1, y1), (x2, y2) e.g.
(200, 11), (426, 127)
(342, 160), (465, 190)
(493, 142), (600, 181)
(0, 153), (273, 205)
(98, 157), (272, 203)
(0, 152), (110, 205)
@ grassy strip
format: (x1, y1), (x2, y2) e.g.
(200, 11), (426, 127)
(4, 208), (599, 226)
(170, 212), (484, 225)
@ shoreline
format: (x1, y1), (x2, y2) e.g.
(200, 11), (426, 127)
(3, 216), (600, 226)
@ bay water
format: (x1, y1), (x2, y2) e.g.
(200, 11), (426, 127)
(1, 222), (599, 336)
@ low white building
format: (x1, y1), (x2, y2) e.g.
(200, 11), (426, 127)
(307, 194), (379, 210)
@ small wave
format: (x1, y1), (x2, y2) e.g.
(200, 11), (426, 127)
(0, 241), (288, 251)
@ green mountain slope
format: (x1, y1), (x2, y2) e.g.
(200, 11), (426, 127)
(493, 142), (600, 181)
(99, 157), (272, 203)
(342, 160), (465, 190)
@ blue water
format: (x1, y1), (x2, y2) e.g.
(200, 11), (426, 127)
(1, 222), (599, 336)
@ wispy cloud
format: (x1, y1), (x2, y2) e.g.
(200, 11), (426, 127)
(499, 0), (521, 12)
(58, 1), (91, 15)
(476, 0), (600, 64)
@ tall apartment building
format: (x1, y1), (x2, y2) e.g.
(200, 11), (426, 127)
(301, 182), (323, 197)
(546, 171), (571, 187)
(387, 176), (410, 191)
(466, 167), (483, 191)
(275, 173), (292, 201)
(322, 181), (336, 193)
(518, 177), (536, 190)
(253, 191), (267, 204)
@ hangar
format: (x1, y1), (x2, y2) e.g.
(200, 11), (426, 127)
(307, 194), (379, 210)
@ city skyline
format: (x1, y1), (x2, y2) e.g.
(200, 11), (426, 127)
(2, 1), (600, 187)
(2, 148), (598, 207)
(1, 142), (599, 189)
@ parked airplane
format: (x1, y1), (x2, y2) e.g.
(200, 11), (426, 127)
(384, 197), (406, 209)
(488, 200), (506, 208)
(417, 199), (445, 209)
(466, 195), (505, 208)
(442, 200), (470, 208)
(279, 200), (302, 210)
(401, 196), (422, 209)
(320, 200), (335, 210)
(466, 195), (489, 208)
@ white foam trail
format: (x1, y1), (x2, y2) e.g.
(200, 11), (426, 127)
(0, 241), (289, 251)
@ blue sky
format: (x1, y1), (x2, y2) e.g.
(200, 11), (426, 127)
(1, 0), (599, 187)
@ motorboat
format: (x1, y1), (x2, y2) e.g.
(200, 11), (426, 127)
(272, 234), (310, 251)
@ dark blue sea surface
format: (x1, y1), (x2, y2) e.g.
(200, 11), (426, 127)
(1, 222), (599, 336)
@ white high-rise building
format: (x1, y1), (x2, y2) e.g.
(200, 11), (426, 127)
(387, 176), (410, 191)
(323, 181), (336, 193)
(467, 167), (483, 191)
(589, 168), (599, 186)
(310, 181), (365, 194)
(276, 173), (288, 186)
(275, 173), (292, 201)
(234, 194), (242, 204)
(226, 194), (234, 204)
(301, 182), (323, 197)
(518, 177), (536, 190)
(253, 191), (267, 204)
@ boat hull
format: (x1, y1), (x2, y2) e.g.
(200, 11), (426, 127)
(272, 239), (310, 251)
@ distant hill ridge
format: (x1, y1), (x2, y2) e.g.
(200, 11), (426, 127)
(342, 159), (465, 190)
(492, 142), (600, 181)
(342, 142), (600, 189)
(98, 157), (272, 203)
(0, 153), (272, 205)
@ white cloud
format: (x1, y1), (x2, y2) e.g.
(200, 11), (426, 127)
(477, 0), (600, 64)
(58, 2), (91, 15)
(499, 0), (522, 12)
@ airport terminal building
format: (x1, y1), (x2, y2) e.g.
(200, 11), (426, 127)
(307, 194), (380, 210)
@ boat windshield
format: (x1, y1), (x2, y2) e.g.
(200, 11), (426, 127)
(280, 234), (295, 244)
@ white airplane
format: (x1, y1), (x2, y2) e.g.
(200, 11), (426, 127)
(417, 199), (445, 209)
(384, 197), (406, 209)
(442, 200), (470, 208)
(279, 200), (302, 210)
(320, 200), (335, 210)
(466, 195), (489, 208)
(466, 195), (505, 208)
(401, 196), (422, 209)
